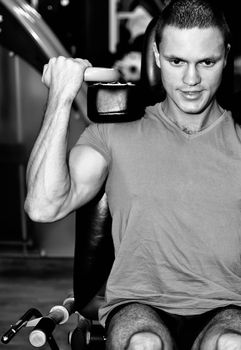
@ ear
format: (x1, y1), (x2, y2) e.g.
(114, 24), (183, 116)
(153, 42), (161, 68)
(224, 43), (231, 67)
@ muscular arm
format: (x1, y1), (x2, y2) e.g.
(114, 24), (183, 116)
(24, 57), (108, 222)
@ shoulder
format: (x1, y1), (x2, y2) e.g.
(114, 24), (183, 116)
(221, 110), (241, 145)
(80, 103), (162, 143)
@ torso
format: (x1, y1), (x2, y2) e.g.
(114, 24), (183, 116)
(79, 102), (241, 325)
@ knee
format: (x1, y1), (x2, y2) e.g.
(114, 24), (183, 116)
(216, 333), (241, 350)
(127, 332), (163, 350)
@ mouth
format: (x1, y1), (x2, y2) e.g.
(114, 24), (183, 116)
(180, 90), (203, 99)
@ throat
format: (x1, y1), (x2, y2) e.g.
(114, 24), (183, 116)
(161, 102), (224, 135)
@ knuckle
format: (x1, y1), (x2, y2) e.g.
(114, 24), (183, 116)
(217, 333), (241, 350)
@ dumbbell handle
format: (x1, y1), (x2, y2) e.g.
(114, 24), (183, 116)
(84, 67), (120, 82)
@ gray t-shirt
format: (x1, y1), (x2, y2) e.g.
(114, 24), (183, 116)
(78, 103), (241, 326)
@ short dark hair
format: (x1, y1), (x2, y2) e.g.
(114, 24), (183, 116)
(155, 0), (231, 48)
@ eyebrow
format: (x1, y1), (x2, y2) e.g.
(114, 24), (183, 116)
(162, 53), (223, 62)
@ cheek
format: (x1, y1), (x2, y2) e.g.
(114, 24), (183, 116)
(161, 69), (179, 90)
(203, 63), (225, 82)
(203, 70), (223, 90)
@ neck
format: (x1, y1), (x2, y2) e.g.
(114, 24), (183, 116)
(162, 100), (224, 134)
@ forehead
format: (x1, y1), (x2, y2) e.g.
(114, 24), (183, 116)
(159, 25), (225, 58)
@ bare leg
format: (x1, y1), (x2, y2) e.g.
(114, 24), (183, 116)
(192, 308), (241, 350)
(106, 303), (175, 350)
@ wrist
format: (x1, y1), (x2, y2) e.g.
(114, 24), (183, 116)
(47, 90), (74, 111)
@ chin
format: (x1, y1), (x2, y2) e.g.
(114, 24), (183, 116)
(181, 107), (203, 115)
(178, 101), (206, 115)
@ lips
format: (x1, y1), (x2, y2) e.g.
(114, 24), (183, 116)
(180, 90), (202, 99)
(182, 90), (202, 94)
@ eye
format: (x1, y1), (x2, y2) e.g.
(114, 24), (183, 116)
(201, 59), (215, 67)
(169, 58), (185, 66)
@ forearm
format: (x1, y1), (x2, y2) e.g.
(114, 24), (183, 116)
(25, 56), (93, 222)
(25, 96), (74, 222)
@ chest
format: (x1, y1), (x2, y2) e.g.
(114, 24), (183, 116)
(106, 131), (241, 213)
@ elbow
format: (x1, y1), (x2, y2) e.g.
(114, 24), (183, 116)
(24, 198), (60, 223)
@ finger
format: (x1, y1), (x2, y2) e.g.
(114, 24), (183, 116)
(41, 64), (48, 83)
(42, 63), (51, 87)
(75, 58), (92, 68)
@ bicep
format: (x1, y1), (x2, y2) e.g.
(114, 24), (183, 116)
(66, 144), (108, 210)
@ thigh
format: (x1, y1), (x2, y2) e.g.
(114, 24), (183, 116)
(192, 305), (241, 350)
(105, 303), (175, 350)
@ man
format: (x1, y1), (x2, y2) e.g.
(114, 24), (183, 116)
(24, 0), (241, 349)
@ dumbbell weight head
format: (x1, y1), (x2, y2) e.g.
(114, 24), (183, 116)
(87, 82), (144, 123)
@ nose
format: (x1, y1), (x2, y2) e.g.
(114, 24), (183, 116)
(183, 64), (201, 86)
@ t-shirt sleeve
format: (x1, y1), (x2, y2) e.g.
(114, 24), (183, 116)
(76, 123), (111, 164)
